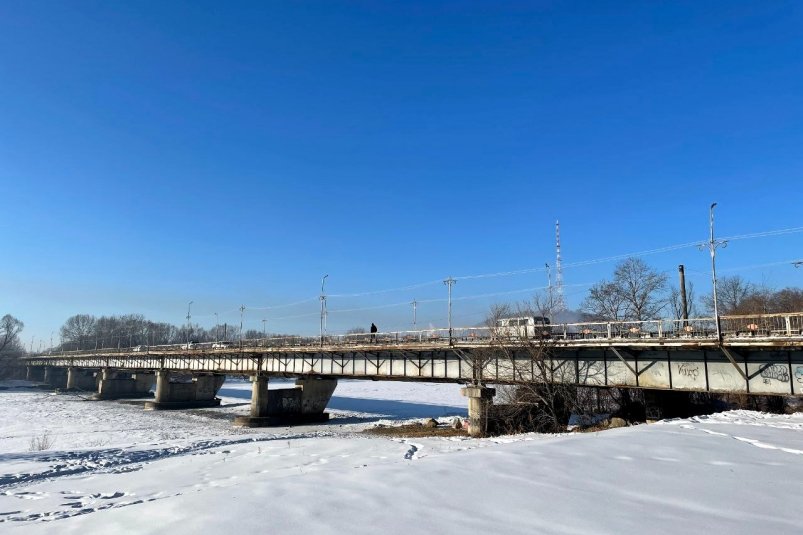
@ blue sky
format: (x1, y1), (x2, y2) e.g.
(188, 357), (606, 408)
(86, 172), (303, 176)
(1, 1), (802, 346)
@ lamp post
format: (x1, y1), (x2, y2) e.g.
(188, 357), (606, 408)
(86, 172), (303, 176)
(320, 274), (329, 346)
(186, 301), (193, 345)
(239, 305), (246, 348)
(444, 276), (456, 345)
(214, 312), (219, 342)
(705, 203), (727, 341)
(262, 318), (267, 338)
(411, 299), (417, 330)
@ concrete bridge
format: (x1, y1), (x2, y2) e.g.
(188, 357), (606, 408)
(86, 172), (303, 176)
(22, 312), (803, 436)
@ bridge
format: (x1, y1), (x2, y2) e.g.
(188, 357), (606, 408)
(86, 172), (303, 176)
(22, 312), (803, 436)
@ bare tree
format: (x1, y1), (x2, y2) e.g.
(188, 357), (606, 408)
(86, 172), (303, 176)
(613, 258), (668, 320)
(0, 314), (24, 353)
(60, 314), (97, 350)
(0, 314), (25, 378)
(701, 275), (754, 314)
(471, 301), (579, 434)
(669, 281), (697, 320)
(582, 258), (667, 321)
(582, 281), (627, 321)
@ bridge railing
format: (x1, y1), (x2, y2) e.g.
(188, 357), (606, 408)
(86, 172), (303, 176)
(27, 312), (803, 358)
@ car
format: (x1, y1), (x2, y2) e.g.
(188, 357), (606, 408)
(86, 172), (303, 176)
(132, 345), (147, 352)
(180, 342), (197, 350)
(212, 341), (234, 349)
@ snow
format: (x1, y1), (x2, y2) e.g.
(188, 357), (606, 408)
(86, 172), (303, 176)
(2, 379), (802, 534)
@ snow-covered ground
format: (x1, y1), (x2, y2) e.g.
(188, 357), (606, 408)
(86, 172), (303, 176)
(2, 379), (802, 534)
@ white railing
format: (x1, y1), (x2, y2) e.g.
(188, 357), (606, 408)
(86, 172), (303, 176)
(30, 312), (803, 357)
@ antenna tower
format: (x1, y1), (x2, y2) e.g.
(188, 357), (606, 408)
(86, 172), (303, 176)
(554, 220), (566, 311)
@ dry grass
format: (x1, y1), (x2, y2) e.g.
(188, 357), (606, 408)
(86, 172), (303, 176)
(364, 422), (468, 438)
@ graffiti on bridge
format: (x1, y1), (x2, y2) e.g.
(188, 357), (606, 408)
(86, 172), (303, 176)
(760, 364), (789, 384)
(677, 363), (700, 381)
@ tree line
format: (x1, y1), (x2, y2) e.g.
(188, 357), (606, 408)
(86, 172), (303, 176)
(580, 258), (803, 322)
(55, 313), (281, 351)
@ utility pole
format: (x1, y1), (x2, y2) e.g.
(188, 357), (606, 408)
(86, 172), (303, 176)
(444, 277), (456, 345)
(704, 203), (727, 342)
(186, 301), (193, 345)
(239, 305), (246, 348)
(545, 262), (552, 309)
(411, 299), (417, 330)
(262, 318), (267, 338)
(678, 264), (689, 324)
(320, 274), (329, 346)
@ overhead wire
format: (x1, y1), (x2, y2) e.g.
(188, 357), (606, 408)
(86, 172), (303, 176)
(189, 223), (802, 320)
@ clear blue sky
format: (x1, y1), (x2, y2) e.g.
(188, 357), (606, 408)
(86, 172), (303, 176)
(2, 1), (802, 346)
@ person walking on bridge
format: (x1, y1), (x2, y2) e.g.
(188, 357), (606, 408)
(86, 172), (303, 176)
(370, 323), (378, 343)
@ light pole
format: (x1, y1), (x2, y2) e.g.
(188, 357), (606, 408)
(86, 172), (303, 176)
(186, 301), (193, 345)
(545, 262), (552, 309)
(704, 203), (727, 341)
(262, 318), (267, 338)
(411, 299), (417, 330)
(444, 276), (456, 345)
(320, 274), (329, 346)
(239, 305), (246, 348)
(214, 312), (219, 342)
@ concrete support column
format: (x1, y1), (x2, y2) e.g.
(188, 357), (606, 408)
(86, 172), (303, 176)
(461, 385), (496, 438)
(234, 377), (338, 427)
(26, 366), (44, 382)
(154, 370), (171, 404)
(95, 369), (154, 400)
(43, 366), (68, 389)
(145, 372), (223, 410)
(67, 367), (97, 391)
(296, 378), (338, 414)
(250, 375), (269, 417)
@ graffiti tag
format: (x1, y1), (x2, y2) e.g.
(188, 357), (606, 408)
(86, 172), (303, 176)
(795, 366), (803, 385)
(678, 363), (700, 381)
(760, 364), (789, 383)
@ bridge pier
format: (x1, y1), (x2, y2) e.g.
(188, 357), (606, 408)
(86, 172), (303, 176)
(66, 367), (98, 391)
(144, 371), (225, 410)
(234, 376), (337, 427)
(461, 385), (496, 438)
(43, 366), (68, 389)
(94, 369), (155, 400)
(26, 365), (45, 383)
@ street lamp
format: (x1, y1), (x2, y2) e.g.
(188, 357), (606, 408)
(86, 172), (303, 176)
(444, 276), (456, 345)
(214, 312), (219, 342)
(262, 318), (267, 338)
(320, 274), (329, 346)
(702, 203), (727, 341)
(239, 305), (246, 348)
(411, 299), (417, 330)
(186, 301), (194, 345)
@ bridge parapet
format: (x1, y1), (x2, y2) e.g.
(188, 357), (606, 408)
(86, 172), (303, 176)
(24, 312), (803, 359)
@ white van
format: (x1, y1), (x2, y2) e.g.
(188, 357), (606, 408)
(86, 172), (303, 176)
(496, 316), (551, 338)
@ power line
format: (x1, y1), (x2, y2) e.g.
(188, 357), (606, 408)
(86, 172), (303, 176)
(188, 223), (803, 319)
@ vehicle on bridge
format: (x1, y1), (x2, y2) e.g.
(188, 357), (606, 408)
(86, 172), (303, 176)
(212, 341), (234, 349)
(496, 316), (551, 339)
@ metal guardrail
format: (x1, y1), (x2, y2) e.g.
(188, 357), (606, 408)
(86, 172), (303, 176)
(29, 312), (803, 358)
